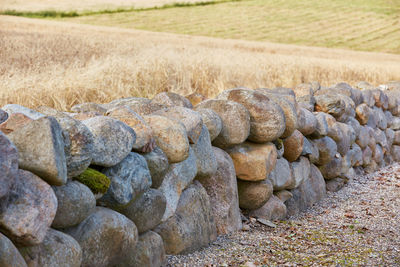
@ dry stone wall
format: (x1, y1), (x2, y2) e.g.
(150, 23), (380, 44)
(1, 81), (400, 266)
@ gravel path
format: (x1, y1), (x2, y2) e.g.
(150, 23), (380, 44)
(166, 164), (400, 266)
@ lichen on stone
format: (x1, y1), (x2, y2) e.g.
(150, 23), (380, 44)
(73, 168), (111, 194)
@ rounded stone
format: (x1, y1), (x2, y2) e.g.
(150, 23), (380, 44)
(151, 92), (193, 108)
(297, 108), (317, 136)
(237, 179), (273, 210)
(312, 136), (338, 166)
(195, 108), (222, 142)
(283, 130), (304, 162)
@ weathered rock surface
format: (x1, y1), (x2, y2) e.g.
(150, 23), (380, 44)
(310, 112), (329, 138)
(159, 147), (197, 221)
(52, 181), (96, 229)
(283, 130), (304, 162)
(297, 108), (317, 136)
(6, 117), (67, 185)
(216, 88), (285, 142)
(71, 102), (107, 114)
(362, 146), (373, 167)
(0, 113), (33, 134)
(0, 170), (57, 246)
(99, 152), (152, 209)
(0, 109), (8, 124)
(191, 125), (217, 178)
(318, 155), (342, 180)
(197, 147), (242, 235)
(186, 92), (207, 107)
(249, 195), (287, 221)
(64, 207), (138, 267)
(2, 104), (44, 120)
(286, 164), (326, 216)
(154, 106), (203, 144)
(226, 142), (277, 181)
(106, 97), (167, 116)
(120, 188), (166, 234)
(117, 231), (165, 267)
(293, 83), (315, 111)
(155, 181), (217, 255)
(314, 94), (346, 119)
(19, 229), (82, 267)
(390, 117), (400, 130)
(391, 145), (400, 161)
(195, 108), (222, 141)
(312, 136), (338, 166)
(144, 115), (189, 163)
(0, 232), (27, 267)
(356, 126), (370, 149)
(82, 116), (135, 167)
(0, 132), (18, 199)
(195, 99), (250, 147)
(267, 157), (295, 191)
(237, 179), (273, 210)
(290, 156), (311, 188)
(106, 106), (153, 151)
(141, 147), (169, 189)
(151, 92), (193, 108)
(326, 178), (346, 192)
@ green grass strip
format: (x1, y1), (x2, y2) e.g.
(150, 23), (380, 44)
(0, 0), (246, 18)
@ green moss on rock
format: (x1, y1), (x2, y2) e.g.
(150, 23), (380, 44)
(73, 168), (111, 194)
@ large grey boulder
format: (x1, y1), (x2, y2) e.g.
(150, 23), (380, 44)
(318, 155), (343, 180)
(64, 207), (138, 267)
(226, 142), (277, 181)
(37, 107), (94, 178)
(268, 157), (295, 191)
(286, 164), (326, 217)
(155, 181), (217, 255)
(99, 152), (152, 209)
(195, 108), (222, 141)
(356, 126), (370, 149)
(119, 188), (166, 234)
(197, 147), (242, 235)
(141, 147), (169, 189)
(312, 136), (338, 166)
(373, 107), (388, 130)
(117, 231), (165, 267)
(144, 115), (189, 163)
(151, 92), (193, 108)
(290, 156), (311, 188)
(249, 195), (287, 221)
(237, 179), (273, 210)
(297, 108), (317, 136)
(18, 229), (82, 267)
(310, 112), (329, 138)
(82, 116), (135, 167)
(0, 132), (18, 199)
(195, 99), (250, 148)
(191, 125), (218, 178)
(6, 117), (67, 185)
(0, 232), (27, 267)
(153, 106), (203, 144)
(52, 181), (96, 229)
(2, 104), (44, 120)
(159, 147), (197, 221)
(216, 88), (285, 142)
(0, 170), (57, 246)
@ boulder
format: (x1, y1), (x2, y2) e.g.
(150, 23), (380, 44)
(99, 152), (152, 209)
(83, 116), (135, 167)
(153, 107), (203, 144)
(18, 229), (82, 267)
(310, 112), (329, 138)
(106, 97), (167, 116)
(249, 195), (287, 221)
(195, 99), (250, 147)
(191, 125), (217, 178)
(312, 136), (337, 166)
(2, 104), (44, 120)
(373, 107), (388, 130)
(374, 128), (388, 151)
(106, 106), (154, 151)
(283, 130), (304, 162)
(385, 128), (395, 147)
(0, 113), (33, 134)
(237, 179), (273, 210)
(308, 139), (320, 164)
(373, 144), (384, 164)
(141, 147), (169, 189)
(0, 109), (8, 123)
(6, 117), (67, 185)
(119, 189), (166, 234)
(117, 231), (165, 267)
(267, 157), (295, 191)
(394, 130), (400, 145)
(159, 147), (197, 221)
(197, 147), (242, 235)
(356, 126), (370, 148)
(71, 102), (107, 114)
(326, 178), (346, 192)
(274, 190), (293, 202)
(36, 107), (94, 178)
(361, 89), (375, 107)
(356, 81), (374, 91)
(392, 145), (400, 161)
(371, 89), (388, 109)
(391, 117), (400, 130)
(71, 112), (101, 121)
(195, 108), (222, 141)
(290, 156), (310, 188)
(0, 132), (18, 199)
(154, 181), (217, 255)
(314, 94), (346, 119)
(216, 88), (285, 142)
(0, 232), (27, 267)
(226, 142), (277, 181)
(362, 146), (373, 167)
(0, 170), (57, 246)
(64, 207), (138, 267)
(336, 122), (355, 156)
(286, 164), (326, 216)
(52, 181), (96, 229)
(318, 155), (342, 180)
(297, 108), (317, 136)
(144, 115), (189, 163)
(385, 111), (394, 128)
(293, 83), (315, 111)
(151, 92), (193, 108)
(186, 92), (207, 107)
(346, 117), (361, 136)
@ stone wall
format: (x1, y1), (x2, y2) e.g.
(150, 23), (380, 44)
(0, 81), (400, 266)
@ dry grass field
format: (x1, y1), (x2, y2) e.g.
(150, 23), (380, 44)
(1, 15), (400, 111)
(62, 0), (400, 54)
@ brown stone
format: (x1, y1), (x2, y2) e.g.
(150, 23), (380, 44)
(283, 130), (304, 162)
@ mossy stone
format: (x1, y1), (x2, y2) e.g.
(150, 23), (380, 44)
(73, 168), (110, 194)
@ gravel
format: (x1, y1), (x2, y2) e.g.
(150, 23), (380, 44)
(165, 164), (400, 266)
